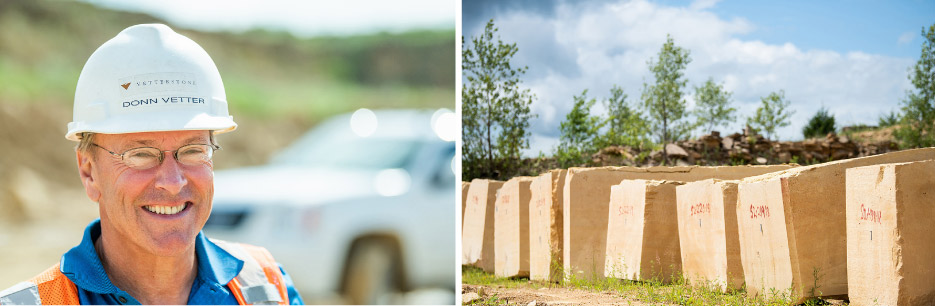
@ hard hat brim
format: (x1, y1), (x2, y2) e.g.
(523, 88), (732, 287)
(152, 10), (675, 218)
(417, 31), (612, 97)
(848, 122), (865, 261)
(66, 110), (237, 141)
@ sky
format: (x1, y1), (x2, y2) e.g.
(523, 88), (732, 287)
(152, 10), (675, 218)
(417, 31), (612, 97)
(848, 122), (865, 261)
(80, 0), (456, 37)
(462, 0), (935, 157)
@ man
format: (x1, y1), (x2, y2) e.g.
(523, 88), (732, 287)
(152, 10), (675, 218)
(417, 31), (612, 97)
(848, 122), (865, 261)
(0, 24), (304, 305)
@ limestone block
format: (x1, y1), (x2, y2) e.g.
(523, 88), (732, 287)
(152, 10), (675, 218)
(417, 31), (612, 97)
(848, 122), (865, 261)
(563, 165), (796, 281)
(605, 180), (683, 283)
(676, 179), (744, 292)
(736, 148), (935, 302)
(529, 169), (567, 282)
(846, 160), (935, 306)
(462, 181), (470, 227)
(494, 176), (535, 277)
(462, 179), (504, 272)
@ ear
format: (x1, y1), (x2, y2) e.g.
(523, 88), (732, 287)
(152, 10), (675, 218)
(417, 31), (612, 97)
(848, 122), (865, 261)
(77, 149), (101, 203)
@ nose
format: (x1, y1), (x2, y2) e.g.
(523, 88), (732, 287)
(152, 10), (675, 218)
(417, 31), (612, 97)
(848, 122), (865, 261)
(154, 151), (188, 195)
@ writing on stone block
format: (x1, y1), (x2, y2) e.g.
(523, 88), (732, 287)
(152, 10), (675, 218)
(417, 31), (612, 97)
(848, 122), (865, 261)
(617, 205), (634, 216)
(749, 204), (770, 219)
(858, 204), (882, 224)
(690, 203), (711, 216)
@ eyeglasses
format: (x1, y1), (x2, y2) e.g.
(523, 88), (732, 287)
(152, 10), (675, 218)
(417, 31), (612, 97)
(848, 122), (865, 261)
(92, 143), (221, 170)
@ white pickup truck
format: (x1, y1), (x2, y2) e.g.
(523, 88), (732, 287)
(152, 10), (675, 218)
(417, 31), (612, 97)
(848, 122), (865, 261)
(204, 109), (456, 304)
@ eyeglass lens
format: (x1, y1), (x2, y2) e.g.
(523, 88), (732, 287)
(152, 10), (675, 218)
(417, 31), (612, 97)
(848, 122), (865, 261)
(123, 144), (214, 169)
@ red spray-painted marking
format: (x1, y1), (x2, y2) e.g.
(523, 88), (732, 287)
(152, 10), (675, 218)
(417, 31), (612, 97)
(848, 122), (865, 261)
(535, 197), (547, 208)
(859, 204), (882, 224)
(690, 203), (711, 216)
(749, 204), (770, 219)
(618, 205), (634, 216)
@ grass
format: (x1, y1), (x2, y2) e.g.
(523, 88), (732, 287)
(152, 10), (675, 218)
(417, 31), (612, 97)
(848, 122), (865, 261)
(462, 266), (540, 289)
(471, 293), (506, 306)
(462, 266), (848, 306)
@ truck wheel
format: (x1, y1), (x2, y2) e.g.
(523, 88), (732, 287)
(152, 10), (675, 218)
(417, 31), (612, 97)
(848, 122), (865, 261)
(343, 240), (402, 304)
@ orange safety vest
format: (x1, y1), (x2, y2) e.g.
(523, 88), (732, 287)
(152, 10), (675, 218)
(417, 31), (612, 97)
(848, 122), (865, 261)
(0, 240), (288, 305)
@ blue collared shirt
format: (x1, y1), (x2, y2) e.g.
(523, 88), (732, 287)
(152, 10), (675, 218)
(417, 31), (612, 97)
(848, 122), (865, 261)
(59, 219), (304, 305)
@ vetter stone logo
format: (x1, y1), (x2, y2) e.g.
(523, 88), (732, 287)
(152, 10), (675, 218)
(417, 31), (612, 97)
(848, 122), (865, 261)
(133, 78), (196, 87)
(117, 72), (203, 110)
(118, 72), (198, 98)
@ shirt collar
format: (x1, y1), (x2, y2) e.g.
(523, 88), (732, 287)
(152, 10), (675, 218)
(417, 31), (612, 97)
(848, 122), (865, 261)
(60, 219), (244, 293)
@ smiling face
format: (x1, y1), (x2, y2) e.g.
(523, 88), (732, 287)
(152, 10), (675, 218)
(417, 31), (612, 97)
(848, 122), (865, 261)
(78, 130), (214, 257)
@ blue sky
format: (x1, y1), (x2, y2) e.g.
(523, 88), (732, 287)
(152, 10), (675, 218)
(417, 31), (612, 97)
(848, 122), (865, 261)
(699, 0), (932, 58)
(463, 0), (935, 157)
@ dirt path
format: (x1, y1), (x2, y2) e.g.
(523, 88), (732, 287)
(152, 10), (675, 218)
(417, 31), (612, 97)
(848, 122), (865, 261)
(462, 284), (669, 306)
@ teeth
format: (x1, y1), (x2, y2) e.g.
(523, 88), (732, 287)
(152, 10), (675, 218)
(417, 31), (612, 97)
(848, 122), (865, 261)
(145, 203), (186, 215)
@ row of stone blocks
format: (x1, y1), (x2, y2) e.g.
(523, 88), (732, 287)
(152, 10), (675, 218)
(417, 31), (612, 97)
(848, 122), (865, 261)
(462, 148), (935, 305)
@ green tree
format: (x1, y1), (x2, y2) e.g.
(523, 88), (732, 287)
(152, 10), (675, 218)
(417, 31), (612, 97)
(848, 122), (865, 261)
(462, 19), (536, 180)
(641, 34), (693, 164)
(802, 107), (836, 139)
(878, 110), (899, 127)
(895, 24), (935, 148)
(747, 90), (795, 141)
(599, 85), (649, 148)
(556, 89), (603, 167)
(692, 77), (736, 134)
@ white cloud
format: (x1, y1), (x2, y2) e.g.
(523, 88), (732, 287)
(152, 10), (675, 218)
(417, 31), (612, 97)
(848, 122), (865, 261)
(690, 0), (722, 11)
(523, 134), (561, 157)
(898, 31), (916, 45)
(484, 0), (913, 156)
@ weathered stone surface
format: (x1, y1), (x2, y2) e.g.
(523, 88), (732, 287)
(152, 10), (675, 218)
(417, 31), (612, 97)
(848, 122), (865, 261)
(665, 143), (689, 158)
(676, 179), (744, 292)
(529, 169), (567, 282)
(462, 182), (470, 227)
(846, 160), (935, 306)
(736, 148), (935, 302)
(642, 130), (890, 167)
(605, 180), (683, 283)
(563, 165), (796, 281)
(462, 179), (504, 272)
(494, 176), (535, 277)
(576, 128), (900, 170)
(462, 292), (480, 304)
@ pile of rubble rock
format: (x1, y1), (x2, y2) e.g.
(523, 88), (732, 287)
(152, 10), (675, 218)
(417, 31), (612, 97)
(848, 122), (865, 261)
(592, 127), (901, 167)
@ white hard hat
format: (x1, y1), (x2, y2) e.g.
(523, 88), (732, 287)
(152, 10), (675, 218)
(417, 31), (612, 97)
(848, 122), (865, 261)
(66, 23), (237, 141)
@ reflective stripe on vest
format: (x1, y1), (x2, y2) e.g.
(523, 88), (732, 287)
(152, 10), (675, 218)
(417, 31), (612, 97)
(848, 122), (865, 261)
(211, 240), (288, 305)
(0, 242), (286, 305)
(0, 264), (79, 305)
(0, 282), (40, 305)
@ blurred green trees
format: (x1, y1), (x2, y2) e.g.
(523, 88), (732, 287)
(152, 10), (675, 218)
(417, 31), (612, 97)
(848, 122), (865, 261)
(802, 107), (836, 139)
(0, 0), (455, 119)
(599, 85), (649, 149)
(878, 111), (899, 127)
(692, 78), (736, 134)
(556, 90), (603, 167)
(747, 90), (794, 141)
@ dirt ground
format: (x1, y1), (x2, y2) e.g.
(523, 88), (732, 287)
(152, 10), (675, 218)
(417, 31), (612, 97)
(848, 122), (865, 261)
(462, 284), (667, 306)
